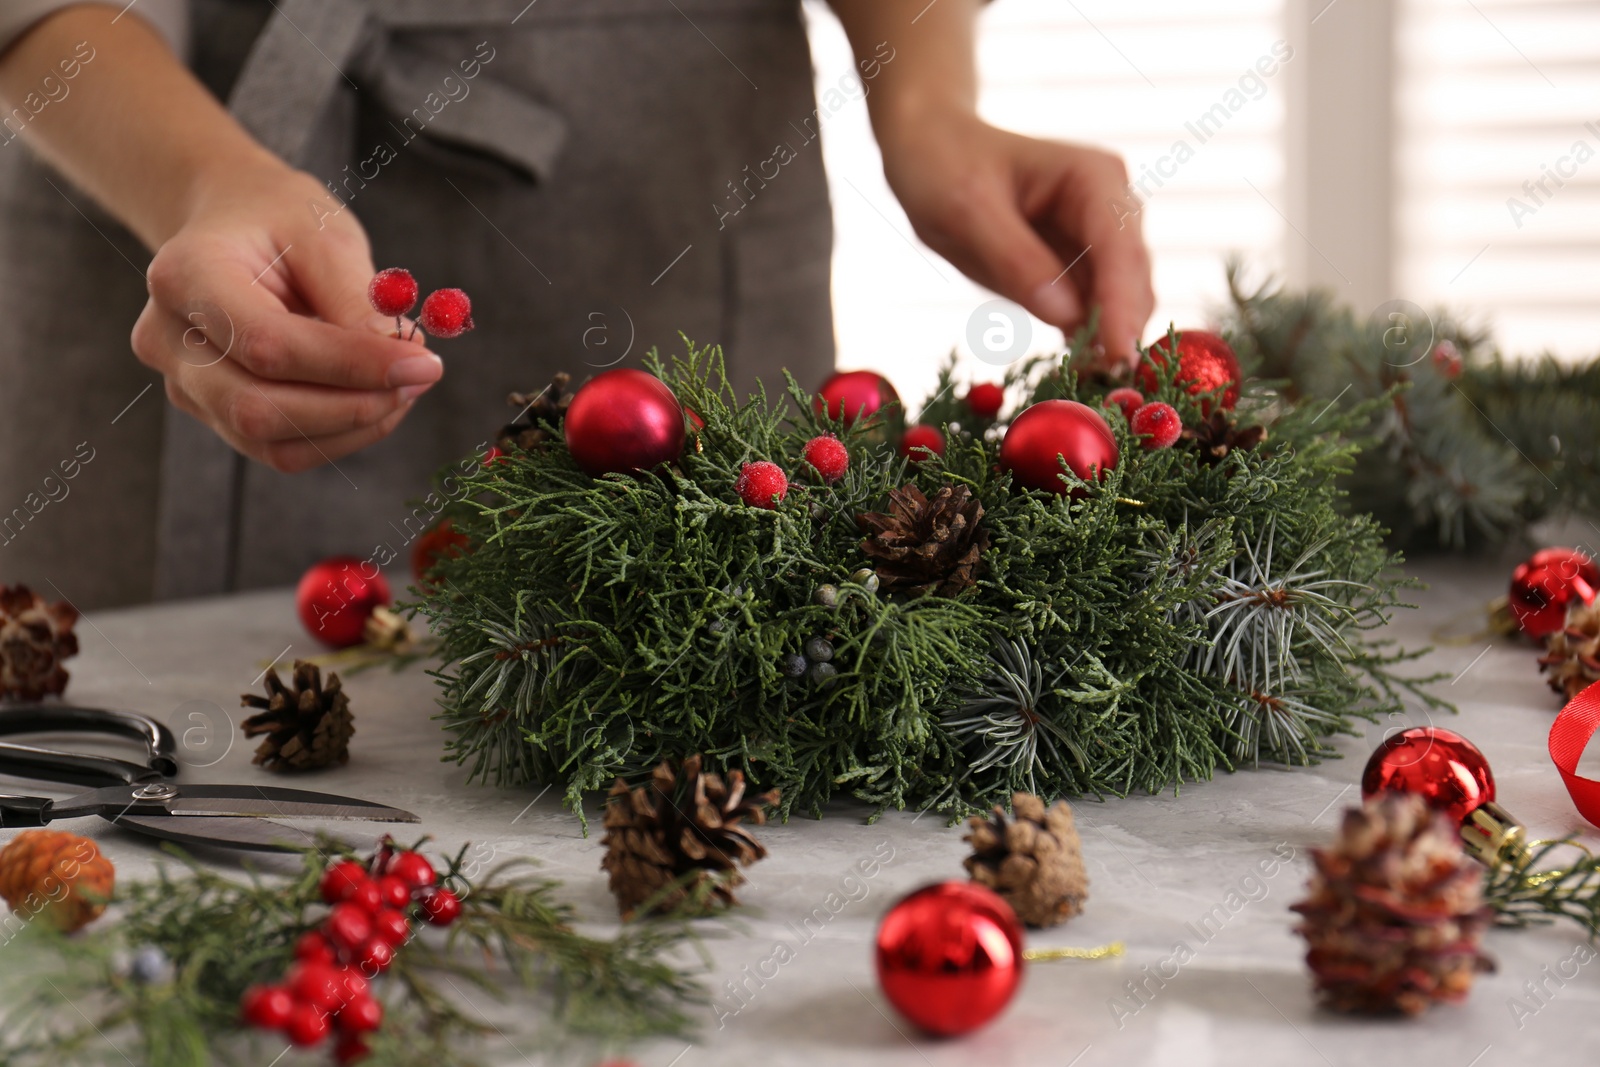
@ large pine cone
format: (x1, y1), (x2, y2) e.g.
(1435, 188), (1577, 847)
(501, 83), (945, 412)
(600, 755), (778, 920)
(498, 372), (573, 452)
(965, 792), (1089, 927)
(1182, 410), (1266, 466)
(1539, 602), (1600, 701)
(857, 484), (988, 597)
(0, 585), (79, 701)
(1292, 794), (1494, 1015)
(240, 660), (355, 771)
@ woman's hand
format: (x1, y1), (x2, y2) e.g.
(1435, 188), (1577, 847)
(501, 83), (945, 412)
(878, 106), (1154, 368)
(131, 160), (440, 473)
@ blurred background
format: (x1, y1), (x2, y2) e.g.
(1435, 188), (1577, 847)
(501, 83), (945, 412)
(805, 0), (1600, 402)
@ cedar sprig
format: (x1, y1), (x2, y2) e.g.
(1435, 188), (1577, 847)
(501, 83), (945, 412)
(1481, 836), (1600, 938)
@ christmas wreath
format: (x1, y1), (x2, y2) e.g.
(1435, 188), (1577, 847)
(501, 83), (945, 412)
(415, 326), (1445, 820)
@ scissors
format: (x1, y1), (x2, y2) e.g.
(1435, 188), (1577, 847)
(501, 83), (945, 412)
(0, 704), (418, 851)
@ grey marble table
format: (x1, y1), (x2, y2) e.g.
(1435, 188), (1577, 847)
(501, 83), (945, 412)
(17, 551), (1600, 1067)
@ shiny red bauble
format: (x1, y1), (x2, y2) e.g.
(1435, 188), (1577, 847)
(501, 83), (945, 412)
(875, 881), (1024, 1037)
(1361, 726), (1495, 826)
(965, 382), (1005, 419)
(1509, 548), (1599, 639)
(1139, 330), (1241, 412)
(815, 370), (900, 426)
(899, 425), (945, 462)
(563, 368), (687, 477)
(411, 520), (469, 586)
(999, 400), (1119, 495)
(296, 558), (390, 649)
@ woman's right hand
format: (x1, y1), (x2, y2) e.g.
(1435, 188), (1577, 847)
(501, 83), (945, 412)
(131, 159), (441, 473)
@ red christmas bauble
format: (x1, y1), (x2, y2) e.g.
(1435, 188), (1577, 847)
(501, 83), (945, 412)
(1139, 330), (1240, 412)
(899, 424), (945, 462)
(296, 557), (391, 649)
(1361, 726), (1494, 826)
(411, 520), (469, 586)
(815, 370), (900, 426)
(999, 400), (1119, 495)
(876, 881), (1024, 1037)
(965, 382), (1005, 419)
(563, 368), (686, 477)
(1509, 548), (1599, 639)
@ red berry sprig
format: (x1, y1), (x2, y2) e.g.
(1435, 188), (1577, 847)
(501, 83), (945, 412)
(899, 425), (945, 462)
(240, 845), (461, 1063)
(1130, 401), (1181, 450)
(802, 435), (849, 482)
(367, 268), (474, 342)
(736, 461), (788, 509)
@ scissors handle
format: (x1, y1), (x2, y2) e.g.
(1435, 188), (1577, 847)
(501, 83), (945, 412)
(0, 705), (177, 778)
(0, 795), (52, 828)
(0, 741), (160, 788)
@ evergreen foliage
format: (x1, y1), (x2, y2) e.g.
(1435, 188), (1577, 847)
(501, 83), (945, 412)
(417, 329), (1444, 822)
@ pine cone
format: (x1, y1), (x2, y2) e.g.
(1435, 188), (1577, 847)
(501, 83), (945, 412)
(857, 484), (988, 597)
(240, 660), (355, 771)
(0, 584), (79, 701)
(1291, 794), (1494, 1015)
(1182, 410), (1266, 466)
(964, 791), (1088, 928)
(0, 829), (114, 933)
(498, 372), (573, 451)
(1539, 601), (1600, 701)
(600, 755), (778, 920)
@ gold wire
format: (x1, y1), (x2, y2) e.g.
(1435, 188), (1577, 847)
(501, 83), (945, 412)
(1522, 839), (1597, 888)
(1023, 941), (1125, 962)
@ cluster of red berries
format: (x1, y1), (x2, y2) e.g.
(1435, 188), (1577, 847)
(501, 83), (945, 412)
(239, 846), (461, 1063)
(368, 268), (474, 340)
(1100, 388), (1181, 450)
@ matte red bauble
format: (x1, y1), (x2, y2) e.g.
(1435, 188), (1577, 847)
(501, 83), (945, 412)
(875, 881), (1024, 1037)
(563, 368), (686, 477)
(296, 557), (391, 649)
(410, 520), (468, 585)
(815, 370), (900, 426)
(1139, 330), (1241, 412)
(1508, 548), (1599, 639)
(999, 400), (1119, 495)
(1361, 726), (1494, 826)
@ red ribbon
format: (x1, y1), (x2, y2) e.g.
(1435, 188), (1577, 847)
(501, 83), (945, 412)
(1550, 679), (1600, 828)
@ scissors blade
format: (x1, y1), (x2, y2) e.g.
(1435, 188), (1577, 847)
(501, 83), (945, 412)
(107, 814), (365, 853)
(62, 784), (419, 823)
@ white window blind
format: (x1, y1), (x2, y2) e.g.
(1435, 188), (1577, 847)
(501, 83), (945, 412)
(804, 0), (1289, 402)
(1396, 0), (1600, 361)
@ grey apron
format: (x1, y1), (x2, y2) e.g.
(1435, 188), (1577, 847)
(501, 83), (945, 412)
(0, 0), (834, 607)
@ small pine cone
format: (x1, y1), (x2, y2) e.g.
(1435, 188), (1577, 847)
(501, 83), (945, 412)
(964, 791), (1088, 928)
(857, 483), (988, 597)
(240, 660), (354, 771)
(1291, 793), (1495, 1016)
(0, 584), (79, 701)
(498, 372), (573, 451)
(1539, 601), (1600, 701)
(0, 829), (114, 933)
(600, 755), (778, 920)
(1181, 410), (1266, 467)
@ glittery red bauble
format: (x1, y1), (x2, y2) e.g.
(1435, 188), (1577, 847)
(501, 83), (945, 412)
(563, 369), (686, 477)
(1508, 547), (1599, 639)
(875, 881), (1024, 1036)
(815, 371), (900, 426)
(410, 520), (468, 585)
(296, 557), (391, 649)
(1139, 330), (1240, 412)
(999, 400), (1119, 495)
(899, 424), (945, 462)
(1361, 726), (1495, 826)
(965, 382), (1005, 419)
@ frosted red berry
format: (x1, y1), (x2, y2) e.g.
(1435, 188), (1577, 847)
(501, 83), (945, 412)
(802, 435), (849, 481)
(1105, 388), (1144, 422)
(899, 425), (945, 461)
(241, 984), (295, 1029)
(1130, 402), (1181, 450)
(384, 850), (436, 889)
(367, 268), (417, 318)
(965, 382), (1005, 419)
(419, 288), (474, 338)
(736, 461), (788, 509)
(419, 888), (463, 927)
(286, 1002), (331, 1047)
